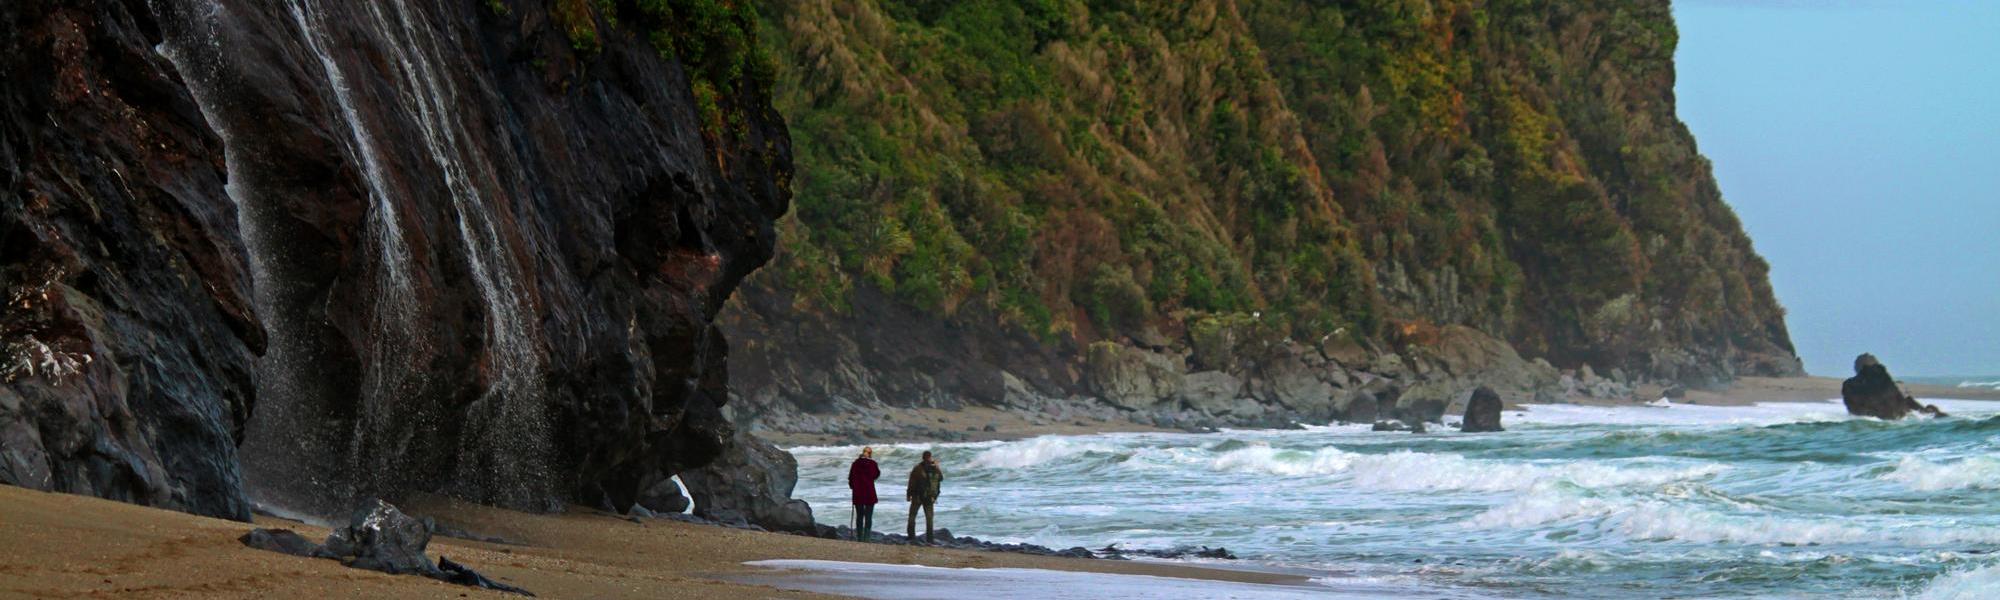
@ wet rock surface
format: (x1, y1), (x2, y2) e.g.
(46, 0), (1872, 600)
(318, 500), (439, 576)
(1, 0), (263, 521)
(3, 0), (791, 518)
(1842, 354), (1944, 420)
(1460, 386), (1504, 433)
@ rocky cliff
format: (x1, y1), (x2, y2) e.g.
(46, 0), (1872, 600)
(723, 0), (1801, 434)
(2, 0), (788, 519)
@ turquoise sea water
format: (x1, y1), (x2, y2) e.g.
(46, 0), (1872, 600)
(790, 399), (2000, 598)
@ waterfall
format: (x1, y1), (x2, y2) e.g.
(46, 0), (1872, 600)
(159, 0), (558, 513)
(352, 0), (555, 507)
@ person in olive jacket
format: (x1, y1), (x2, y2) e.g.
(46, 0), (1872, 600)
(906, 450), (944, 543)
(847, 447), (880, 541)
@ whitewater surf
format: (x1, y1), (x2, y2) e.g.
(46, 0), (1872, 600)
(791, 399), (2000, 598)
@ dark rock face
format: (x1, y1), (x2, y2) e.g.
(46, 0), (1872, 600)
(4, 0), (789, 517)
(1460, 386), (1504, 433)
(1842, 354), (1944, 420)
(1, 0), (264, 520)
(680, 429), (815, 532)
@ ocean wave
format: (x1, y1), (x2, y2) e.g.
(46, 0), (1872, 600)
(968, 437), (1119, 469)
(1204, 446), (1724, 493)
(1469, 486), (2000, 546)
(1912, 564), (2000, 600)
(1880, 455), (2000, 491)
(1955, 380), (2000, 390)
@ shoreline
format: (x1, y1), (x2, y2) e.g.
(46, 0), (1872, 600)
(0, 485), (1304, 599)
(7, 376), (1997, 599)
(770, 376), (2000, 448)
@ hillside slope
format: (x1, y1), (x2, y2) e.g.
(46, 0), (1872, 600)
(722, 0), (1798, 431)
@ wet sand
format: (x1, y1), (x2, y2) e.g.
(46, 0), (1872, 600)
(0, 484), (1300, 599)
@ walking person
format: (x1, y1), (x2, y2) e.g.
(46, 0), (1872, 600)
(906, 450), (944, 544)
(847, 447), (880, 542)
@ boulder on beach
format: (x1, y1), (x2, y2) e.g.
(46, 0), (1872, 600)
(1841, 354), (1946, 420)
(235, 499), (532, 595)
(1460, 386), (1504, 433)
(319, 499), (440, 576)
(681, 429), (817, 533)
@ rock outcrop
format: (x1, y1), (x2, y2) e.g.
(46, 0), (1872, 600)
(680, 429), (815, 532)
(2, 0), (791, 519)
(1841, 354), (1944, 420)
(1460, 386), (1504, 433)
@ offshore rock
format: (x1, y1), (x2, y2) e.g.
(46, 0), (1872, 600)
(1842, 354), (1944, 420)
(1460, 386), (1504, 433)
(681, 429), (815, 533)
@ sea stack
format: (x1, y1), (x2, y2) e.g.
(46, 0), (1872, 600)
(1840, 354), (1946, 419)
(1460, 386), (1504, 433)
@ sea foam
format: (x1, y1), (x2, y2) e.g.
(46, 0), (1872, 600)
(1204, 445), (1723, 493)
(1881, 455), (2000, 491)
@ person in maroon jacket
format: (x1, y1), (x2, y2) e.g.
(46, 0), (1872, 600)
(847, 447), (881, 541)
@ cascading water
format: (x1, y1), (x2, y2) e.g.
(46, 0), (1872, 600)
(349, 0), (555, 508)
(158, 0), (558, 514)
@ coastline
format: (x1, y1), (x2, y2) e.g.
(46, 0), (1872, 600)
(769, 376), (2000, 448)
(7, 375), (1995, 599)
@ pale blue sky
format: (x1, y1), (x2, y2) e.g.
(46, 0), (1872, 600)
(1673, 0), (2000, 377)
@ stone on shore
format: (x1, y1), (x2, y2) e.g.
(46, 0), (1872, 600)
(239, 528), (319, 557)
(1460, 386), (1504, 433)
(318, 499), (439, 576)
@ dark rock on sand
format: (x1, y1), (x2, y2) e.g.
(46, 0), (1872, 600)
(239, 529), (320, 558)
(239, 500), (530, 595)
(438, 556), (535, 596)
(1842, 354), (1945, 420)
(1460, 386), (1504, 433)
(319, 500), (439, 576)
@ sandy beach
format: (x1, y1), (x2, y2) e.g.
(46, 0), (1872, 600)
(0, 484), (1299, 599)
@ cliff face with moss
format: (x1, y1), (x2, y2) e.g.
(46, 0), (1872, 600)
(722, 0), (1798, 427)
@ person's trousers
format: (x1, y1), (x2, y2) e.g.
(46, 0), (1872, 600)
(907, 500), (934, 542)
(853, 504), (874, 541)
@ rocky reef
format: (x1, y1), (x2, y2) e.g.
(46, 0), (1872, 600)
(3, 0), (790, 521)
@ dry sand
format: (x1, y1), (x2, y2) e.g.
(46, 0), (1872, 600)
(0, 484), (1298, 599)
